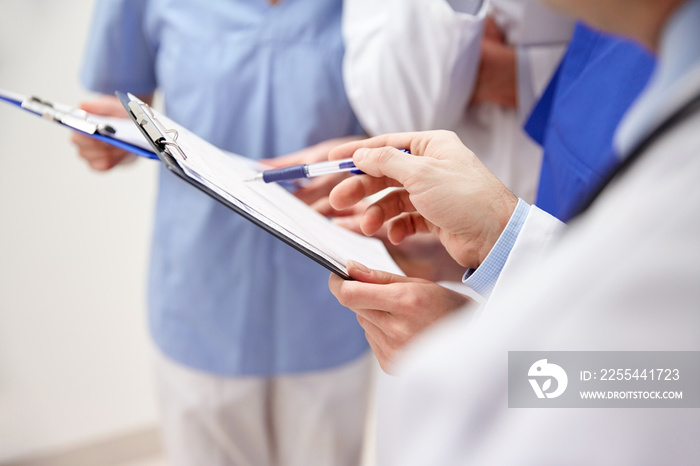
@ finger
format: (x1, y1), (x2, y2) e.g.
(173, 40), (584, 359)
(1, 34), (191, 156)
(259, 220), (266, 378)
(294, 173), (347, 205)
(260, 151), (308, 168)
(78, 148), (112, 163)
(331, 215), (365, 235)
(346, 260), (418, 285)
(75, 139), (122, 155)
(351, 146), (427, 187)
(328, 272), (345, 300)
(313, 198), (364, 226)
(353, 306), (392, 332)
(357, 315), (389, 345)
(78, 95), (128, 118)
(89, 157), (114, 171)
(328, 132), (429, 161)
(71, 130), (129, 164)
(77, 144), (123, 162)
(315, 197), (366, 218)
(330, 275), (407, 312)
(90, 152), (132, 171)
(328, 175), (401, 211)
(80, 148), (130, 171)
(361, 189), (416, 236)
(358, 318), (393, 373)
(387, 212), (434, 244)
(358, 316), (399, 374)
(71, 131), (110, 150)
(311, 197), (337, 216)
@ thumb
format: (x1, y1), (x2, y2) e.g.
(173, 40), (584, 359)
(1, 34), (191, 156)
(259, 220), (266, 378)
(347, 260), (415, 285)
(260, 151), (307, 168)
(79, 95), (128, 118)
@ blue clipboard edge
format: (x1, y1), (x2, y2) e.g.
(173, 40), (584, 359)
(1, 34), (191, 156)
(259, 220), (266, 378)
(0, 93), (23, 108)
(91, 133), (159, 160)
(0, 90), (159, 161)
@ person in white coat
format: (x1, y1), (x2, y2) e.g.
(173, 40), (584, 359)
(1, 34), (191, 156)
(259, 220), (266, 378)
(342, 0), (574, 203)
(327, 0), (700, 462)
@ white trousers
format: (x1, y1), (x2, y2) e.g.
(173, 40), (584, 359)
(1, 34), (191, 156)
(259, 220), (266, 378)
(154, 350), (373, 466)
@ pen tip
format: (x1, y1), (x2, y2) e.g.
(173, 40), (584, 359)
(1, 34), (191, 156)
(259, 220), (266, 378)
(244, 173), (262, 182)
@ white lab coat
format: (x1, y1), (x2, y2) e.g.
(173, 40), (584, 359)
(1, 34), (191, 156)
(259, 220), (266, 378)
(383, 65), (700, 465)
(342, 0), (574, 202)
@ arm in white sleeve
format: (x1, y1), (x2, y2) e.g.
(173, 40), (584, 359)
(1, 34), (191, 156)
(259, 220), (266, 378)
(478, 205), (566, 318)
(342, 0), (488, 135)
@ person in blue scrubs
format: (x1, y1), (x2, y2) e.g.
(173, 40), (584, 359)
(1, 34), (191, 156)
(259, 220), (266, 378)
(73, 1), (371, 465)
(526, 22), (656, 221)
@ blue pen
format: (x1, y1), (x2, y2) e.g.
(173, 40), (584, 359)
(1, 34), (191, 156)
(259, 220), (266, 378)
(247, 149), (409, 183)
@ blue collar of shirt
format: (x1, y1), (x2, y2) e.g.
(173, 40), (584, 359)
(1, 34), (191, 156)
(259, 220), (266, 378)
(614, 0), (700, 157)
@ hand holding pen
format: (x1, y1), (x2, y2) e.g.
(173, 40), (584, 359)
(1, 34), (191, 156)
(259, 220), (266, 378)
(248, 149), (410, 184)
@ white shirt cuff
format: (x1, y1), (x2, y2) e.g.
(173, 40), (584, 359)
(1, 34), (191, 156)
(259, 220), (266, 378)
(463, 198), (531, 296)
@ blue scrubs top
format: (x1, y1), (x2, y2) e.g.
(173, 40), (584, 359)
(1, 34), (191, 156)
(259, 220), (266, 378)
(525, 23), (656, 222)
(81, 0), (367, 376)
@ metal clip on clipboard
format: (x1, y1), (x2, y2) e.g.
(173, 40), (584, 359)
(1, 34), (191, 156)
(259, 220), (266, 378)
(124, 94), (187, 162)
(21, 95), (116, 136)
(0, 88), (157, 160)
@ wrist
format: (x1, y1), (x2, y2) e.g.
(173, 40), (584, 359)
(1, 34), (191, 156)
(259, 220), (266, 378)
(476, 191), (518, 267)
(462, 198), (531, 296)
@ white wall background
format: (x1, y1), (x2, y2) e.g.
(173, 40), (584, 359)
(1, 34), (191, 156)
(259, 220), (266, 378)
(0, 0), (159, 461)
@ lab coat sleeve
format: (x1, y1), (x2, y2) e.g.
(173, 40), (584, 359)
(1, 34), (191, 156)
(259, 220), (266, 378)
(479, 205), (566, 318)
(342, 0), (488, 135)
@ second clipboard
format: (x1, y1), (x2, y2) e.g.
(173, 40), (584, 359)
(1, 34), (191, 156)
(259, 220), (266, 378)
(0, 88), (159, 161)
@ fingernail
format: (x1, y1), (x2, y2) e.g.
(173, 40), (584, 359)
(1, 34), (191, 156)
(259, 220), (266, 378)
(348, 260), (370, 275)
(354, 148), (368, 163)
(93, 160), (109, 171)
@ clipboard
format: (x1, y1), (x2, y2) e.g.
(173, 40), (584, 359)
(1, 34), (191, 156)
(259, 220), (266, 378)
(118, 92), (403, 279)
(0, 88), (158, 160)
